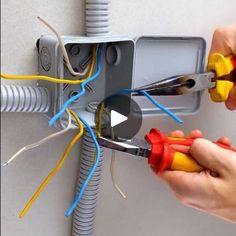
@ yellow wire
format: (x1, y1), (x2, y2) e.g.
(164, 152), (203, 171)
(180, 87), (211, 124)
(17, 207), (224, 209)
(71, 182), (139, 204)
(97, 102), (104, 138)
(1, 44), (97, 85)
(87, 45), (97, 78)
(0, 73), (86, 85)
(19, 110), (84, 218)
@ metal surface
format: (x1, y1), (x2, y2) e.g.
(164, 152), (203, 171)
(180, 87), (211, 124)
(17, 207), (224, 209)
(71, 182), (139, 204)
(98, 136), (151, 158)
(133, 72), (216, 96)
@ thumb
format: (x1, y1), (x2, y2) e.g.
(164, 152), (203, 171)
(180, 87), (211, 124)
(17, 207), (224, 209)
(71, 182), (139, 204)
(189, 138), (234, 176)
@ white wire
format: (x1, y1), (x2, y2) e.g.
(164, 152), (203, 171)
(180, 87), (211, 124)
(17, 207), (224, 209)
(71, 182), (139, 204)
(37, 17), (90, 77)
(3, 110), (72, 167)
(110, 148), (127, 199)
(104, 109), (127, 199)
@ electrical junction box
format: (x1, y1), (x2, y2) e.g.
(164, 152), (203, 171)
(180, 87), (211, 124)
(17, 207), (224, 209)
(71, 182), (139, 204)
(38, 35), (206, 128)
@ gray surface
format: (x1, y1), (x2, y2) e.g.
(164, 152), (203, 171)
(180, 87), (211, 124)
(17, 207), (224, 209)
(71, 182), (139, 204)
(133, 36), (205, 114)
(1, 0), (236, 236)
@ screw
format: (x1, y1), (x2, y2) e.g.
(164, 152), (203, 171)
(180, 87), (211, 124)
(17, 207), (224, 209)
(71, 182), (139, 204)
(69, 45), (80, 56)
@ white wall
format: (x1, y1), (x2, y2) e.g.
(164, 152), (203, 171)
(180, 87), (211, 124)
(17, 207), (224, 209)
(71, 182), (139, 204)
(1, 0), (236, 235)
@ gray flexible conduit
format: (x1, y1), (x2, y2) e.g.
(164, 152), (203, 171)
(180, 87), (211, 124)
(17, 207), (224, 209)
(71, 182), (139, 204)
(72, 128), (105, 236)
(86, 0), (111, 37)
(71, 0), (111, 234)
(1, 84), (50, 113)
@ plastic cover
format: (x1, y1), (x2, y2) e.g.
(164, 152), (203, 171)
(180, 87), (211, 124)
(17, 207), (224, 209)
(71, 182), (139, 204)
(133, 36), (206, 114)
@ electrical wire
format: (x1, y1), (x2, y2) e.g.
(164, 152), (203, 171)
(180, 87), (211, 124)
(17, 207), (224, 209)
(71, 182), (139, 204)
(2, 110), (72, 167)
(0, 73), (86, 84)
(65, 113), (101, 217)
(1, 43), (96, 84)
(96, 103), (126, 198)
(110, 128), (127, 199)
(100, 107), (126, 198)
(97, 102), (104, 138)
(120, 88), (183, 124)
(19, 110), (84, 219)
(138, 90), (183, 124)
(37, 16), (89, 77)
(49, 45), (101, 126)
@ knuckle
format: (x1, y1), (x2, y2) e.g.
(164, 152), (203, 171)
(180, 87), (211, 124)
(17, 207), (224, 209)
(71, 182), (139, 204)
(189, 138), (202, 154)
(213, 27), (226, 38)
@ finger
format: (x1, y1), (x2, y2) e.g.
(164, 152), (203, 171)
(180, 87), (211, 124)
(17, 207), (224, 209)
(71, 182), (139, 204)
(189, 138), (234, 175)
(187, 129), (203, 139)
(169, 130), (202, 154)
(170, 145), (190, 154)
(225, 86), (236, 110)
(161, 170), (210, 201)
(209, 25), (236, 56)
(217, 137), (231, 146)
(169, 130), (185, 138)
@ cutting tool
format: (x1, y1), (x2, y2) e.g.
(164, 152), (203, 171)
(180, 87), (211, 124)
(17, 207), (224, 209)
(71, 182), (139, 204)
(98, 129), (236, 174)
(133, 53), (236, 102)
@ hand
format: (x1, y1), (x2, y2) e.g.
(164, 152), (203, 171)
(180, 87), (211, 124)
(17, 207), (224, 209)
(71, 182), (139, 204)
(209, 25), (236, 110)
(160, 130), (236, 223)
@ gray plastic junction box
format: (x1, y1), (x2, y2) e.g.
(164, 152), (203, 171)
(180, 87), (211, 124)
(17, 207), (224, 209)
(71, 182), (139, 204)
(37, 35), (206, 127)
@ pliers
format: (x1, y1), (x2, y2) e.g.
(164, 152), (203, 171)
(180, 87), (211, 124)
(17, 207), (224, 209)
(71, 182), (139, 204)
(133, 53), (236, 102)
(98, 129), (236, 174)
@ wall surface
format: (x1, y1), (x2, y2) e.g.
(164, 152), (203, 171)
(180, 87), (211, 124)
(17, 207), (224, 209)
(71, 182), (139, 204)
(1, 0), (236, 236)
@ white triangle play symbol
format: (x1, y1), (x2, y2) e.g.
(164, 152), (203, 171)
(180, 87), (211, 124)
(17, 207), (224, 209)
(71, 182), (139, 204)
(111, 110), (128, 127)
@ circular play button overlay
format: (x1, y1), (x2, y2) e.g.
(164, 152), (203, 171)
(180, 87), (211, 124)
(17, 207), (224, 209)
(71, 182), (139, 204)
(95, 94), (142, 141)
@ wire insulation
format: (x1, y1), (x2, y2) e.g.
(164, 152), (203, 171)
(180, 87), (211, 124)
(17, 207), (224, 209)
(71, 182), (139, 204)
(120, 89), (183, 124)
(138, 90), (183, 124)
(66, 113), (101, 217)
(110, 127), (127, 199)
(19, 110), (84, 218)
(0, 73), (86, 85)
(102, 108), (127, 198)
(3, 110), (72, 167)
(49, 45), (101, 126)
(37, 17), (89, 77)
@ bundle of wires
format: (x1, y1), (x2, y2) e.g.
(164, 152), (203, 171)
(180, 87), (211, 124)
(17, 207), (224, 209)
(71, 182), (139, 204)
(65, 114), (101, 217)
(19, 110), (84, 218)
(0, 17), (94, 85)
(1, 15), (184, 217)
(49, 45), (102, 126)
(3, 109), (72, 167)
(15, 43), (100, 217)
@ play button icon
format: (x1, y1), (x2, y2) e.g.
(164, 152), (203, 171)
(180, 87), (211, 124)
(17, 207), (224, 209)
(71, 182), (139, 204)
(95, 94), (142, 141)
(111, 110), (128, 127)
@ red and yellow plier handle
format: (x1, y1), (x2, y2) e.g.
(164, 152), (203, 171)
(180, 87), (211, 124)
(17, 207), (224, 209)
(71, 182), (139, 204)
(145, 129), (236, 174)
(208, 53), (236, 102)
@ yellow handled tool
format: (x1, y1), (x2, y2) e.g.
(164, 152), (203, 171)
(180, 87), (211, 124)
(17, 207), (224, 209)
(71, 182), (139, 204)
(133, 53), (236, 103)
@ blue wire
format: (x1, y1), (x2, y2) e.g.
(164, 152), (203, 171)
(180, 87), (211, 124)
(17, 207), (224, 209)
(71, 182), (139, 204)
(65, 114), (101, 217)
(119, 88), (183, 124)
(138, 90), (183, 124)
(49, 46), (102, 126)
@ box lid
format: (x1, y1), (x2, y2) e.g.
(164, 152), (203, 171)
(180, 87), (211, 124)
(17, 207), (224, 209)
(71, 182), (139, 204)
(132, 36), (206, 115)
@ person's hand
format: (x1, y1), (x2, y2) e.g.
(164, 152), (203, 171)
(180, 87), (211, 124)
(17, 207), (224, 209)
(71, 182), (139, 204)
(209, 25), (236, 110)
(160, 130), (236, 224)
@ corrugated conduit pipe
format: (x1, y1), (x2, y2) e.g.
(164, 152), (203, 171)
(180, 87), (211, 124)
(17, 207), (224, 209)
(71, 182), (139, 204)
(86, 0), (111, 37)
(72, 128), (104, 236)
(71, 0), (111, 235)
(1, 84), (50, 113)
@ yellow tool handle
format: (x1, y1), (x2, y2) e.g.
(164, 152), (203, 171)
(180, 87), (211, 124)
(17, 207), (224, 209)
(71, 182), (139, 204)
(170, 152), (203, 172)
(207, 53), (235, 102)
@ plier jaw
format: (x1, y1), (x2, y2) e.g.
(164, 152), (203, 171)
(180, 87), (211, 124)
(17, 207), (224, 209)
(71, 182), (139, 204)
(97, 136), (151, 159)
(133, 72), (216, 96)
